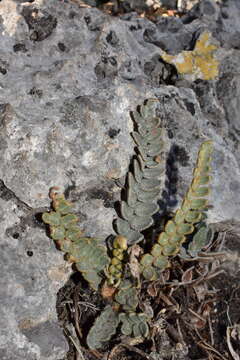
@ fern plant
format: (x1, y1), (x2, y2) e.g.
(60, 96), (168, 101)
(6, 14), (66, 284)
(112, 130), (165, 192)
(42, 100), (213, 350)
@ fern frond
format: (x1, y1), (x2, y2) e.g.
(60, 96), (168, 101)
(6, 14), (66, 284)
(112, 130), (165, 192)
(87, 305), (119, 349)
(140, 141), (213, 279)
(115, 100), (165, 244)
(42, 189), (110, 290)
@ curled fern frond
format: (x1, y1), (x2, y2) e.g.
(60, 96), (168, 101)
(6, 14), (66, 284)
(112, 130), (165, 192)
(105, 235), (128, 287)
(141, 141), (213, 280)
(115, 100), (165, 244)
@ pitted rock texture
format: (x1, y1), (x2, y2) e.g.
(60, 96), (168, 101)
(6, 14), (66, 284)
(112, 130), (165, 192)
(0, 0), (240, 358)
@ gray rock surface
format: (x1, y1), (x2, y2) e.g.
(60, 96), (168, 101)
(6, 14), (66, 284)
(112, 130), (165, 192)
(0, 0), (240, 358)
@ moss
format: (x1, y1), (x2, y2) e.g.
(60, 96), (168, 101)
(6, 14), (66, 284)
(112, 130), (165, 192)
(161, 31), (219, 81)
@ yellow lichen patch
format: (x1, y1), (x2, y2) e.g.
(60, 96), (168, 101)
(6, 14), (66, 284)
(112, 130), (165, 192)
(161, 31), (219, 81)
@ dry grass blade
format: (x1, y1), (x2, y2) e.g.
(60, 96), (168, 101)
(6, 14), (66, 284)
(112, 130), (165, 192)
(197, 337), (229, 360)
(121, 344), (156, 360)
(63, 327), (86, 360)
(108, 342), (156, 360)
(73, 292), (83, 339)
(226, 325), (240, 360)
(163, 267), (209, 287)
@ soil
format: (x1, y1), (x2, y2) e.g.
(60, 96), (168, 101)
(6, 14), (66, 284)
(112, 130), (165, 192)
(56, 225), (240, 360)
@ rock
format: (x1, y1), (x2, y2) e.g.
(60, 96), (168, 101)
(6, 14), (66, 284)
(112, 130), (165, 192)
(160, 31), (220, 81)
(144, 16), (192, 54)
(0, 191), (70, 360)
(0, 0), (240, 358)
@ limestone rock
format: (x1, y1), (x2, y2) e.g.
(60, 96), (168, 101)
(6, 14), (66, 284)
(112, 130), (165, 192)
(0, 0), (240, 358)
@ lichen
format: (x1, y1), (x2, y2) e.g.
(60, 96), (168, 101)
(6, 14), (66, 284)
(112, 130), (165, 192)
(161, 31), (219, 81)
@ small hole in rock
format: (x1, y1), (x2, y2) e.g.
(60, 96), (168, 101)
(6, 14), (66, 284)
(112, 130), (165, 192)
(13, 232), (19, 239)
(34, 213), (44, 223)
(58, 42), (66, 52)
(27, 250), (34, 257)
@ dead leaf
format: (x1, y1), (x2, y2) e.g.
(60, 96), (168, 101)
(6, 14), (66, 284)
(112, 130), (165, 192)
(193, 282), (208, 302)
(181, 266), (194, 283)
(139, 300), (154, 319)
(101, 282), (116, 299)
(147, 282), (158, 297)
(128, 244), (143, 285)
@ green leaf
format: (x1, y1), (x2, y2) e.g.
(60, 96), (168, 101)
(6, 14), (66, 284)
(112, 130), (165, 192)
(87, 306), (119, 349)
(115, 218), (144, 244)
(132, 132), (146, 148)
(128, 313), (140, 324)
(181, 199), (190, 212)
(188, 224), (209, 257)
(145, 127), (163, 142)
(131, 215), (153, 231)
(115, 218), (131, 234)
(168, 233), (185, 244)
(188, 198), (208, 209)
(140, 178), (161, 191)
(192, 175), (211, 186)
(121, 202), (134, 222)
(174, 209), (185, 224)
(133, 323), (141, 337)
(61, 213), (78, 228)
(119, 280), (132, 290)
(185, 210), (202, 223)
(80, 270), (102, 290)
(65, 227), (82, 242)
(146, 142), (164, 157)
(137, 188), (160, 202)
(190, 187), (209, 197)
(138, 321), (149, 337)
(50, 226), (65, 240)
(115, 287), (138, 311)
(162, 244), (178, 256)
(165, 220), (177, 235)
(140, 254), (154, 267)
(153, 255), (169, 269)
(151, 244), (162, 257)
(131, 110), (143, 125)
(133, 158), (143, 183)
(53, 196), (74, 214)
(143, 165), (163, 179)
(42, 211), (61, 226)
(142, 266), (157, 280)
(135, 202), (159, 217)
(121, 319), (133, 335)
(177, 223), (194, 235)
(157, 232), (169, 246)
